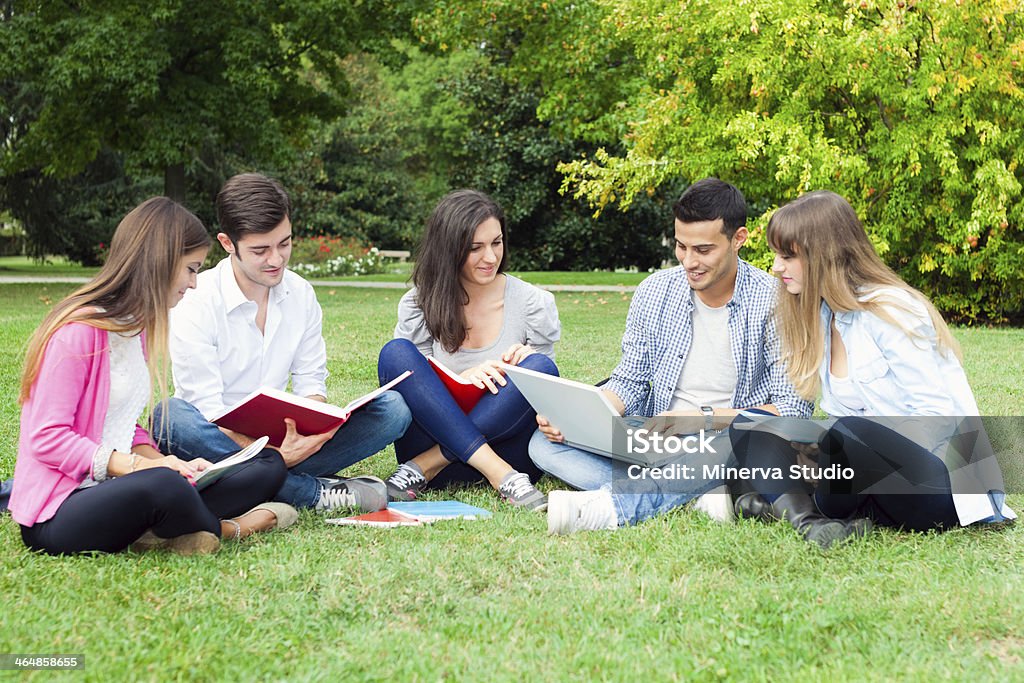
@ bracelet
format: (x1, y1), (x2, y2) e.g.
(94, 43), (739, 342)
(128, 453), (141, 473)
(224, 519), (241, 540)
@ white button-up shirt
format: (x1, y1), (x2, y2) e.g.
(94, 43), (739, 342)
(169, 257), (328, 420)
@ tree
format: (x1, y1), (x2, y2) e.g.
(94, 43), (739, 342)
(409, 1), (671, 270)
(440, 54), (671, 271)
(0, 0), (418, 260)
(285, 44), (481, 250)
(550, 0), (1024, 322)
(0, 0), (391, 200)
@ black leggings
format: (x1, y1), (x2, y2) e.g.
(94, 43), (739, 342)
(20, 452), (286, 555)
(731, 416), (960, 532)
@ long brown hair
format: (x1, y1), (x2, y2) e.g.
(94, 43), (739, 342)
(412, 189), (507, 353)
(767, 190), (959, 400)
(20, 197), (210, 403)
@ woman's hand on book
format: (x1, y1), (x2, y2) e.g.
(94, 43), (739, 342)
(275, 418), (341, 467)
(136, 455), (204, 482)
(501, 343), (536, 366)
(460, 360), (508, 394)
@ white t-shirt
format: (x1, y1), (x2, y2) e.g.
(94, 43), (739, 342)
(668, 293), (737, 412)
(825, 371), (866, 414)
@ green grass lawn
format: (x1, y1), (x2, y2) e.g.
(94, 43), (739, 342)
(0, 255), (101, 277)
(1, 283), (1022, 681)
(309, 267), (650, 287)
(0, 255), (652, 287)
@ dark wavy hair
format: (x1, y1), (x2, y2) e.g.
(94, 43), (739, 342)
(412, 189), (507, 353)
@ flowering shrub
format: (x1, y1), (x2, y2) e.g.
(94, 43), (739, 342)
(288, 236), (386, 277)
(101, 234), (387, 277)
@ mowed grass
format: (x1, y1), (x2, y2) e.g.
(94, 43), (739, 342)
(1, 282), (1023, 681)
(0, 254), (650, 286)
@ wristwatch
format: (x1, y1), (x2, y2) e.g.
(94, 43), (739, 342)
(700, 405), (714, 431)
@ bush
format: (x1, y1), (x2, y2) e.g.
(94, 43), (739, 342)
(288, 236), (386, 277)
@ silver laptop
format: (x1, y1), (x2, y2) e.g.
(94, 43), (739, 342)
(501, 364), (655, 466)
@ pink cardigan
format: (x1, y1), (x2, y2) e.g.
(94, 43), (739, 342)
(11, 322), (157, 527)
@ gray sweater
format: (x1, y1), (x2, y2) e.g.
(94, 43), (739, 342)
(395, 274), (561, 374)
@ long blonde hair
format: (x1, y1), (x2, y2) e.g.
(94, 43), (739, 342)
(20, 197), (210, 403)
(766, 190), (959, 400)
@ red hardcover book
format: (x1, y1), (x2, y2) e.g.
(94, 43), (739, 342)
(209, 371), (411, 447)
(428, 356), (486, 413)
(325, 509), (424, 528)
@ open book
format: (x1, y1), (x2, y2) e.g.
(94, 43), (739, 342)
(193, 436), (270, 490)
(209, 371), (411, 447)
(428, 357), (486, 413)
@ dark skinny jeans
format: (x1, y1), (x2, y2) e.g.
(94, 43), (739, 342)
(377, 338), (558, 486)
(730, 414), (960, 531)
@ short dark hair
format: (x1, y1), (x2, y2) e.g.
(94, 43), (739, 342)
(672, 178), (747, 238)
(216, 173), (291, 244)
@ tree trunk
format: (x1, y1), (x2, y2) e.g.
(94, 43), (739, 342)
(164, 163), (186, 202)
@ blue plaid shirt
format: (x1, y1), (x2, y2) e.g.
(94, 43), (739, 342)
(604, 260), (812, 418)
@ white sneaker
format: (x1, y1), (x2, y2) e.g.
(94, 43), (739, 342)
(690, 484), (735, 524)
(547, 489), (619, 535)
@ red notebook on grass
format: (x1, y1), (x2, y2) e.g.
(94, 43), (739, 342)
(428, 357), (486, 413)
(209, 371), (411, 447)
(325, 509), (424, 528)
(326, 501), (493, 527)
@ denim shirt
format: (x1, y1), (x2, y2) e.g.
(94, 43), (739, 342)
(604, 260), (812, 418)
(820, 287), (979, 418)
(820, 287), (1014, 525)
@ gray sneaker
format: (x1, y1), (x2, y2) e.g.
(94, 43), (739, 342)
(315, 476), (387, 512)
(498, 472), (547, 511)
(385, 462), (428, 501)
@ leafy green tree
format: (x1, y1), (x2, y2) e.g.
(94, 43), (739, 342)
(285, 44), (481, 250)
(440, 54), (671, 270)
(0, 151), (160, 265)
(551, 0), (1024, 321)
(0, 0), (370, 199)
(408, 2), (670, 270)
(0, 0), (419, 260)
(413, 0), (642, 144)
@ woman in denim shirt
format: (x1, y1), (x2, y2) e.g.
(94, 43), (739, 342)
(732, 191), (1014, 547)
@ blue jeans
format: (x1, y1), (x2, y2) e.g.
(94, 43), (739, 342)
(377, 338), (558, 486)
(529, 428), (734, 526)
(152, 392), (412, 509)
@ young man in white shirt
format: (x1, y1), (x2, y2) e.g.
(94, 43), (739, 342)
(153, 173), (412, 512)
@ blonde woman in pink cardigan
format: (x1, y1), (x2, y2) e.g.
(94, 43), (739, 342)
(11, 197), (294, 555)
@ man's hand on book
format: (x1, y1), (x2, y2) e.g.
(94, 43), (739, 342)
(460, 360), (508, 394)
(536, 414), (564, 443)
(274, 418), (341, 467)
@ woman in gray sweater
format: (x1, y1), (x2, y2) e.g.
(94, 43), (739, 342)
(378, 190), (560, 510)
